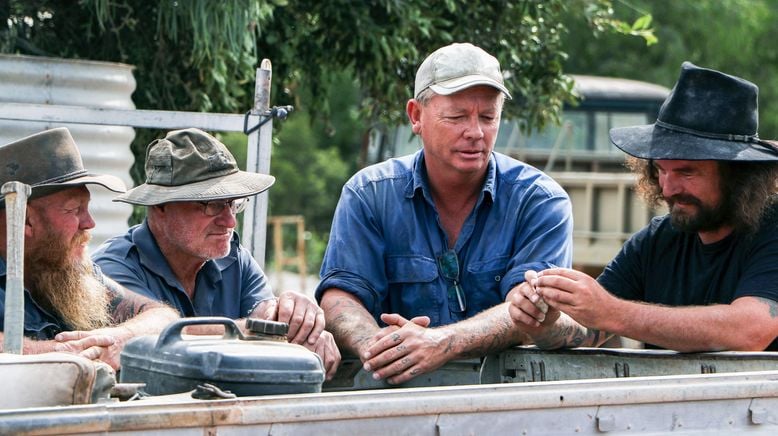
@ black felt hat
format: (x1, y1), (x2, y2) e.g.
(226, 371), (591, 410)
(609, 62), (778, 161)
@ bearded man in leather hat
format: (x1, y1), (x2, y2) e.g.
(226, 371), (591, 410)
(0, 128), (179, 370)
(510, 62), (778, 352)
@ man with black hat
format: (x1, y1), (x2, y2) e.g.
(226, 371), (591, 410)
(510, 62), (778, 352)
(0, 127), (180, 370)
(317, 42), (573, 384)
(93, 128), (340, 379)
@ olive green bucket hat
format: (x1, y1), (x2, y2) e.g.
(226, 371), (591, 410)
(0, 127), (126, 203)
(114, 128), (275, 206)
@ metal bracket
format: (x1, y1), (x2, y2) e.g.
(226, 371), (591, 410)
(243, 105), (294, 135)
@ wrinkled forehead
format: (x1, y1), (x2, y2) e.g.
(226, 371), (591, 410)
(29, 185), (91, 208)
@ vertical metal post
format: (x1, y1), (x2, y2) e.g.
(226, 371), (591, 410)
(2, 181), (31, 354)
(242, 59), (273, 268)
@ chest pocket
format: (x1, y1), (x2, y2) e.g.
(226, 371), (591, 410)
(466, 256), (509, 301)
(386, 255), (438, 283)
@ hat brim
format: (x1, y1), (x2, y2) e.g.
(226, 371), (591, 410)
(429, 74), (512, 99)
(114, 171), (275, 206)
(609, 124), (778, 161)
(35, 173), (127, 193)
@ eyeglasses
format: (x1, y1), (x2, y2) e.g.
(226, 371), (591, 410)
(437, 249), (467, 313)
(198, 198), (249, 216)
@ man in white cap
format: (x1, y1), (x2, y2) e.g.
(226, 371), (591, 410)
(317, 42), (573, 384)
(93, 128), (339, 379)
(510, 62), (778, 352)
(0, 128), (180, 370)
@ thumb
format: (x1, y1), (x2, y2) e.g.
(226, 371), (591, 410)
(409, 316), (431, 327)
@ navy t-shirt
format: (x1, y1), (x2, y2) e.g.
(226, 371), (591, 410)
(598, 202), (778, 351)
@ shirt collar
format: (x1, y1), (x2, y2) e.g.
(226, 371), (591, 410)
(405, 149), (497, 203)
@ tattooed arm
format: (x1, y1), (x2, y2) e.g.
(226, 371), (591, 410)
(320, 288), (382, 358)
(54, 276), (179, 370)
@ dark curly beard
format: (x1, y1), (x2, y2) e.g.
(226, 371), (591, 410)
(666, 193), (732, 233)
(24, 228), (111, 331)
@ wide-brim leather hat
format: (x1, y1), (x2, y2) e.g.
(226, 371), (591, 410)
(0, 127), (126, 203)
(115, 128), (275, 206)
(609, 62), (778, 161)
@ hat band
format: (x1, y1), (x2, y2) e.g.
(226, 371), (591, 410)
(655, 119), (761, 143)
(655, 120), (778, 154)
(33, 169), (90, 186)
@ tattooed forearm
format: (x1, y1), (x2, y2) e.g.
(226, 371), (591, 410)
(322, 295), (380, 356)
(103, 277), (165, 324)
(450, 304), (533, 359)
(533, 317), (607, 349)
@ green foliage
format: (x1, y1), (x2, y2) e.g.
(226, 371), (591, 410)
(2, 0), (653, 133)
(562, 0), (778, 138)
(1, 0), (653, 269)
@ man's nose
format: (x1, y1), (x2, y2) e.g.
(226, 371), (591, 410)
(463, 116), (485, 140)
(214, 206), (237, 227)
(80, 209), (96, 230)
(661, 174), (682, 198)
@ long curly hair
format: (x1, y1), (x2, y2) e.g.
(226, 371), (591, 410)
(627, 156), (778, 234)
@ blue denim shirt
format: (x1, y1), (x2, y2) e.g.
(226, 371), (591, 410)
(315, 150), (573, 326)
(0, 258), (98, 339)
(93, 220), (274, 318)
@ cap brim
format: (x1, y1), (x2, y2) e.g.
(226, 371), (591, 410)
(429, 74), (512, 99)
(609, 124), (778, 161)
(114, 171), (276, 206)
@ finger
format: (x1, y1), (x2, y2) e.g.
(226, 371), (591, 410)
(375, 352), (416, 383)
(54, 331), (89, 342)
(288, 303), (317, 345)
(537, 267), (584, 281)
(316, 342), (340, 381)
(386, 361), (425, 385)
(78, 345), (105, 361)
(276, 293), (297, 325)
(536, 284), (577, 306)
(74, 335), (117, 349)
(372, 324), (400, 343)
(380, 313), (430, 328)
(380, 313), (408, 326)
(256, 297), (279, 320)
(306, 308), (325, 345)
(508, 303), (542, 327)
(364, 328), (403, 359)
(363, 329), (407, 366)
(367, 342), (412, 379)
(409, 316), (431, 327)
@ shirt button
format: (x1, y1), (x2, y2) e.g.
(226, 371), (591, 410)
(494, 275), (501, 282)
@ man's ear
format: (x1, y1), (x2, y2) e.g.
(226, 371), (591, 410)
(24, 205), (37, 239)
(406, 99), (423, 135)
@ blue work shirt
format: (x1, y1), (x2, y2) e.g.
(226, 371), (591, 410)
(92, 220), (274, 318)
(315, 150), (573, 326)
(0, 257), (102, 339)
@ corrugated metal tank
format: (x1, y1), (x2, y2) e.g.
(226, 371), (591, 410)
(0, 54), (135, 251)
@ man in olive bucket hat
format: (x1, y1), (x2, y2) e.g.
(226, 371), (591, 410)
(93, 128), (340, 378)
(510, 62), (778, 352)
(0, 127), (179, 370)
